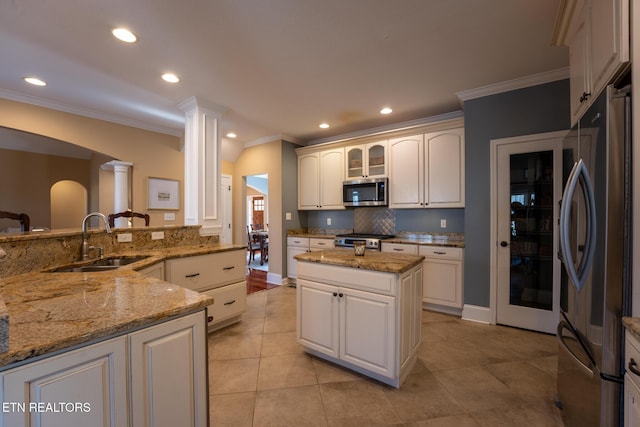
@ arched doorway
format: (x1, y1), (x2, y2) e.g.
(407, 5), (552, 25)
(51, 180), (87, 229)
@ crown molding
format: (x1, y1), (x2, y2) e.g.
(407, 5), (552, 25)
(456, 67), (570, 105)
(306, 110), (465, 146)
(0, 89), (184, 136)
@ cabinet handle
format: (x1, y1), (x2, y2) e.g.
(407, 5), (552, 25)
(207, 316), (214, 322)
(224, 299), (236, 306)
(433, 251), (447, 255)
(393, 248), (404, 252)
(580, 91), (591, 103)
(317, 242), (326, 246)
(223, 266), (235, 271)
(185, 273), (200, 278)
(629, 358), (640, 377)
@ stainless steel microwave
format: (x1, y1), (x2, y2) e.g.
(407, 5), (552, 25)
(343, 177), (388, 207)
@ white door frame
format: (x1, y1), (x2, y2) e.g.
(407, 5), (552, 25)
(489, 130), (568, 327)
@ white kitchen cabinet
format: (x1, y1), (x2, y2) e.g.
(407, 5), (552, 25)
(0, 312), (208, 427)
(139, 262), (165, 280)
(298, 148), (345, 210)
(419, 246), (464, 315)
(389, 128), (464, 209)
(0, 336), (128, 427)
(287, 237), (335, 283)
(130, 311), (207, 427)
(555, 0), (629, 125)
(345, 140), (388, 179)
(381, 242), (419, 255)
(165, 249), (246, 330)
(296, 260), (421, 387)
(626, 331), (640, 426)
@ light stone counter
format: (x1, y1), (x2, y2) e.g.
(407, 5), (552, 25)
(623, 317), (640, 342)
(294, 248), (424, 274)
(0, 242), (246, 368)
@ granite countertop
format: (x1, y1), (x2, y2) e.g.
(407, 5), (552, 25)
(0, 243), (246, 369)
(384, 235), (465, 248)
(295, 249), (424, 274)
(623, 317), (640, 342)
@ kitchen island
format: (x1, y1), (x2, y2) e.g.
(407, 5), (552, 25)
(295, 249), (424, 387)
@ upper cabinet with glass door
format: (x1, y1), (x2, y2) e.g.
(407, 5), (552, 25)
(345, 141), (388, 179)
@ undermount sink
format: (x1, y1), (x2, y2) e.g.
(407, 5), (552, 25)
(49, 256), (150, 273)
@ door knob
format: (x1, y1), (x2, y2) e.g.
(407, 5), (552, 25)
(500, 241), (509, 247)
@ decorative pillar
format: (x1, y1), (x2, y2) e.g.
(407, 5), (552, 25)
(101, 161), (133, 228)
(178, 97), (227, 235)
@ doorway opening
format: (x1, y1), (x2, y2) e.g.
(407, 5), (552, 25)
(245, 174), (269, 271)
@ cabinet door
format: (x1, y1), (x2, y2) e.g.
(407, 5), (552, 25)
(1, 336), (128, 427)
(568, 2), (591, 125)
(340, 287), (396, 378)
(319, 148), (345, 209)
(298, 153), (320, 209)
(425, 128), (465, 207)
(625, 376), (640, 427)
(590, 0), (629, 100)
(422, 257), (462, 309)
(389, 135), (423, 208)
(366, 141), (387, 177)
(345, 145), (365, 179)
(129, 312), (208, 427)
(287, 246), (309, 279)
(297, 279), (339, 358)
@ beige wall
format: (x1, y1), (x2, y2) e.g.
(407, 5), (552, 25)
(0, 148), (91, 229)
(233, 140), (283, 276)
(0, 98), (184, 228)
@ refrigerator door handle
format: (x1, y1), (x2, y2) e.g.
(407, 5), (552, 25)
(556, 320), (596, 377)
(559, 159), (597, 291)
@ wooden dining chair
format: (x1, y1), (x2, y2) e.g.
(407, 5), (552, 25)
(0, 210), (30, 232)
(247, 225), (262, 264)
(108, 211), (150, 228)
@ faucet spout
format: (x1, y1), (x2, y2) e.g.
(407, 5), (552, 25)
(81, 212), (112, 260)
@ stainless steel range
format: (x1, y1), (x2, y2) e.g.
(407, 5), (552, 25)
(334, 233), (394, 251)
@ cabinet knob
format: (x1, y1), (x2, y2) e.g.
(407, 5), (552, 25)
(629, 358), (640, 377)
(579, 92), (591, 103)
(338, 293), (344, 298)
(207, 316), (214, 322)
(500, 241), (509, 247)
(333, 292), (338, 297)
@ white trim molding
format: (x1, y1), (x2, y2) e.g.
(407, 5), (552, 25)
(461, 305), (492, 324)
(456, 68), (570, 105)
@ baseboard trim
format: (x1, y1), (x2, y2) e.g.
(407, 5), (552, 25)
(461, 304), (492, 324)
(267, 272), (284, 285)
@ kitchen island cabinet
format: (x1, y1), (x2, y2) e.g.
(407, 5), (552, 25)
(295, 249), (423, 387)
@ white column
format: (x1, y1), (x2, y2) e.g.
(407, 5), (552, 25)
(178, 97), (227, 235)
(101, 161), (133, 228)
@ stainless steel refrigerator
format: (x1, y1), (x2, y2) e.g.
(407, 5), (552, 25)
(555, 83), (632, 426)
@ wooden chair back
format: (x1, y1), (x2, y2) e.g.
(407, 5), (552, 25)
(0, 210), (30, 232)
(108, 211), (150, 228)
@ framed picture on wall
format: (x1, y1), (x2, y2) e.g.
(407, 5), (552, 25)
(147, 177), (180, 210)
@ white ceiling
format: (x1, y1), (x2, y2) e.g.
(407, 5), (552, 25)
(0, 0), (567, 156)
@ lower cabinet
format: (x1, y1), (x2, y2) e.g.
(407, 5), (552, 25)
(296, 261), (422, 387)
(625, 331), (640, 427)
(419, 246), (464, 315)
(0, 311), (207, 427)
(165, 249), (246, 331)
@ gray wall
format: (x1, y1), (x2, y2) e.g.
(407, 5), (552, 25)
(464, 79), (570, 307)
(282, 141), (304, 275)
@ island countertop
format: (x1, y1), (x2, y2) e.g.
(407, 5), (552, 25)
(295, 249), (424, 274)
(0, 243), (246, 369)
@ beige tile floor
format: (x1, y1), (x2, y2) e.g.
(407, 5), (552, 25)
(208, 286), (564, 426)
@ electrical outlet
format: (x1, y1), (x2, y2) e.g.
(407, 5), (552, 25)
(285, 212), (292, 220)
(327, 217), (332, 226)
(151, 231), (165, 240)
(117, 233), (133, 243)
(440, 219), (447, 228)
(164, 212), (175, 221)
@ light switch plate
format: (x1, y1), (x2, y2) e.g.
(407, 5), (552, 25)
(285, 212), (292, 220)
(117, 233), (133, 243)
(164, 212), (175, 221)
(151, 231), (165, 240)
(440, 219), (447, 228)
(327, 217), (332, 225)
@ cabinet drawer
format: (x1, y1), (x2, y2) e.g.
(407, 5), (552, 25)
(298, 261), (395, 295)
(165, 250), (245, 291)
(626, 331), (640, 388)
(310, 238), (333, 250)
(203, 282), (247, 326)
(418, 246), (462, 260)
(381, 243), (418, 254)
(287, 237), (310, 248)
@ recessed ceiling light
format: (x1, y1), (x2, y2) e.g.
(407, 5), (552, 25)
(226, 132), (237, 138)
(112, 28), (137, 43)
(161, 73), (180, 83)
(380, 107), (393, 115)
(24, 77), (46, 86)
(319, 123), (330, 129)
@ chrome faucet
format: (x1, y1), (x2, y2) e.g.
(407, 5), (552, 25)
(81, 212), (112, 260)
